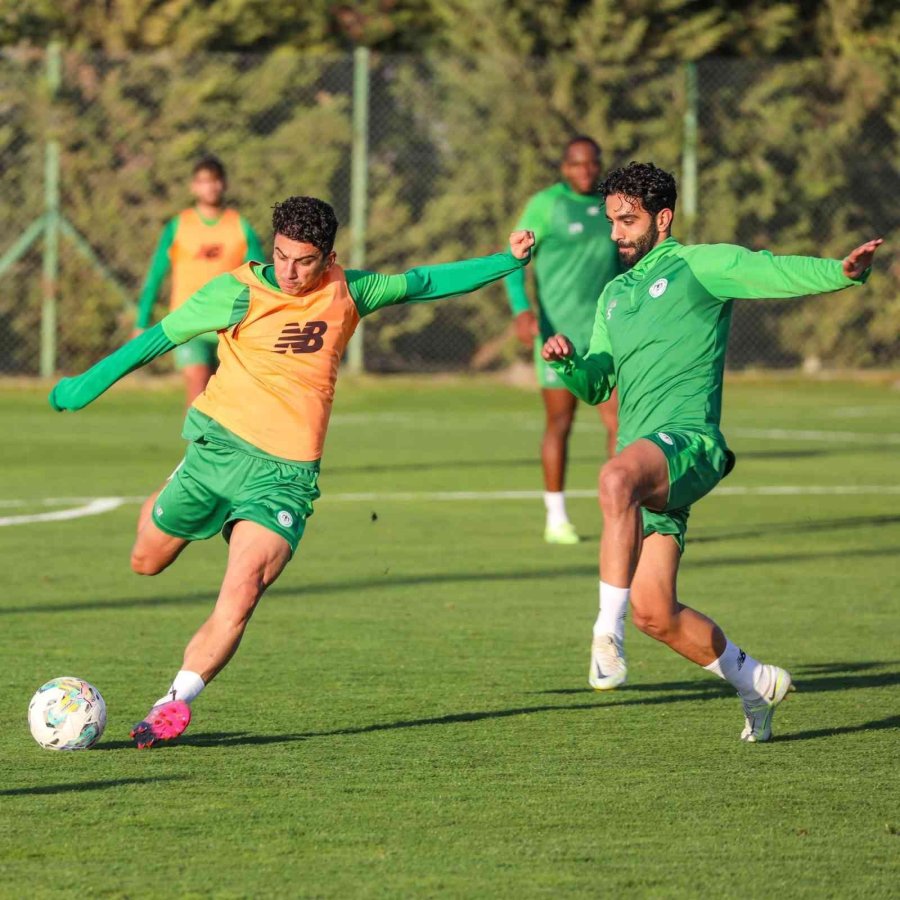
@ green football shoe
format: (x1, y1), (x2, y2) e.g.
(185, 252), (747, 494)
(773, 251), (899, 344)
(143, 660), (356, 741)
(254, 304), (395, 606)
(740, 666), (794, 743)
(544, 521), (580, 545)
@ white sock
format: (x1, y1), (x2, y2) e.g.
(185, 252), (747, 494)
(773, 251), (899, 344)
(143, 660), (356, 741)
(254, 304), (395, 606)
(544, 491), (569, 528)
(593, 581), (629, 640)
(154, 670), (205, 707)
(704, 639), (771, 699)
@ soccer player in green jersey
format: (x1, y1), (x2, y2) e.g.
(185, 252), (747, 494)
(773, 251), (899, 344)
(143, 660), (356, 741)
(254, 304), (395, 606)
(505, 137), (621, 545)
(52, 195), (534, 747)
(134, 155), (266, 406)
(542, 162), (882, 740)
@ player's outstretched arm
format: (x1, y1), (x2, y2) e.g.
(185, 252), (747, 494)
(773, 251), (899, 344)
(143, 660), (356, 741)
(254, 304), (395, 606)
(682, 239), (882, 302)
(347, 231), (535, 317)
(542, 302), (616, 406)
(50, 274), (250, 412)
(50, 325), (178, 412)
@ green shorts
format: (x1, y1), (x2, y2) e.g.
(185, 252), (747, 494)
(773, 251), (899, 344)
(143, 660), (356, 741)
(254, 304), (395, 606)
(639, 429), (734, 553)
(533, 337), (566, 389)
(173, 332), (218, 370)
(152, 438), (320, 555)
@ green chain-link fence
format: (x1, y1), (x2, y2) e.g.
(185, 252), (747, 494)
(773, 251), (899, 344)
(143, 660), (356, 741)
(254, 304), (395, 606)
(0, 48), (896, 376)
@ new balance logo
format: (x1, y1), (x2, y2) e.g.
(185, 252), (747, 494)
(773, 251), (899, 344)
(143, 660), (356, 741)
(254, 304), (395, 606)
(274, 321), (328, 354)
(196, 243), (224, 260)
(737, 650), (747, 670)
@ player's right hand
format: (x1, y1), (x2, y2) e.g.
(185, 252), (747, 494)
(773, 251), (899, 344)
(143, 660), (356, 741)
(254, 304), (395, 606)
(541, 334), (575, 362)
(509, 229), (535, 260)
(514, 310), (539, 345)
(842, 238), (883, 279)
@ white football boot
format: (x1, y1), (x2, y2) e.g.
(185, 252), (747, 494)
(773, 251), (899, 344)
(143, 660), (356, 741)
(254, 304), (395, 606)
(589, 633), (627, 691)
(740, 665), (794, 743)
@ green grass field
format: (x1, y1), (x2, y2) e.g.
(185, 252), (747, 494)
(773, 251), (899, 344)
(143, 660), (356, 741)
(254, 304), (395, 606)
(1, 376), (898, 898)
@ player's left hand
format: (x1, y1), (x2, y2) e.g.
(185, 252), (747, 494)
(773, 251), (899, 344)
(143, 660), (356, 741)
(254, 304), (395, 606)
(509, 230), (535, 260)
(843, 238), (883, 279)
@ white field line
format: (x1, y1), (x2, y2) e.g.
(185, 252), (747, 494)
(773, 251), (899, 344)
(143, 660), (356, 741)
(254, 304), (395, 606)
(831, 405), (900, 418)
(0, 420), (896, 525)
(0, 498), (124, 527)
(323, 486), (900, 502)
(729, 427), (900, 445)
(329, 412), (900, 444)
(0, 486), (898, 529)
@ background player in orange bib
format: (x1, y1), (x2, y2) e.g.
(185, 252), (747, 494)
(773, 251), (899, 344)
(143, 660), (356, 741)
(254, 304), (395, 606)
(51, 196), (534, 748)
(134, 155), (265, 405)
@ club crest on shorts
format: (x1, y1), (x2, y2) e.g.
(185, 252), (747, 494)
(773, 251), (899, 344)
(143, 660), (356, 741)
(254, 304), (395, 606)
(649, 278), (668, 298)
(277, 510), (294, 528)
(155, 505), (164, 517)
(657, 432), (674, 445)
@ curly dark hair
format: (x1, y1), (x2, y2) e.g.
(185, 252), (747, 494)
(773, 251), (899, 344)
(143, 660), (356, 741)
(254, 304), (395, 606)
(193, 154), (226, 180)
(599, 162), (677, 215)
(271, 196), (339, 255)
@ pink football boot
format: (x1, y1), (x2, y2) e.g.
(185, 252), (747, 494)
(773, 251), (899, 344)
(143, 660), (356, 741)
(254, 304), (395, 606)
(130, 700), (192, 749)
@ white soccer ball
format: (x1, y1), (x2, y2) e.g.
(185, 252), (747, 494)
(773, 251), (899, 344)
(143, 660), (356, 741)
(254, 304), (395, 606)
(28, 677), (106, 750)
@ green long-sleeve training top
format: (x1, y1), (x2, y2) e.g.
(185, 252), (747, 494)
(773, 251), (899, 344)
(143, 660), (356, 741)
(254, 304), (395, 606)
(550, 237), (869, 448)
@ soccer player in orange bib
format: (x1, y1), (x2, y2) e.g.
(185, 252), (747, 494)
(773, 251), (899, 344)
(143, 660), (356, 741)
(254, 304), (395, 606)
(134, 155), (265, 405)
(51, 196), (535, 748)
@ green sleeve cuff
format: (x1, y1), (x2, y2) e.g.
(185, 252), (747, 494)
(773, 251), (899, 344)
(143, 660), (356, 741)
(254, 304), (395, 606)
(49, 324), (176, 412)
(546, 352), (615, 406)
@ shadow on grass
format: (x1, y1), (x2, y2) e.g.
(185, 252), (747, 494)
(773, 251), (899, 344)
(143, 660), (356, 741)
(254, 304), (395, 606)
(4, 540), (898, 617)
(539, 661), (900, 698)
(90, 661), (900, 751)
(0, 775), (186, 797)
(692, 513), (900, 545)
(94, 691), (724, 752)
(775, 714), (900, 743)
(537, 680), (732, 696)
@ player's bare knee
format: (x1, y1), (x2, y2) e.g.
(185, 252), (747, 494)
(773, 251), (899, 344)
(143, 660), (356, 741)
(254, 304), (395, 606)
(599, 462), (636, 514)
(130, 549), (166, 576)
(630, 583), (677, 642)
(632, 607), (674, 642)
(545, 412), (573, 440)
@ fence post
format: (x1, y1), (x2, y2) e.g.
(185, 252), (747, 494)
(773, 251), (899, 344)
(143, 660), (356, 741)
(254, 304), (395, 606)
(40, 42), (62, 378)
(681, 61), (698, 244)
(346, 45), (370, 375)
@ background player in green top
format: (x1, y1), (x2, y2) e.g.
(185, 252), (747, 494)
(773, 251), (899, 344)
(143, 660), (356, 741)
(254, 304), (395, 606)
(505, 137), (622, 545)
(542, 162), (882, 740)
(134, 155), (265, 405)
